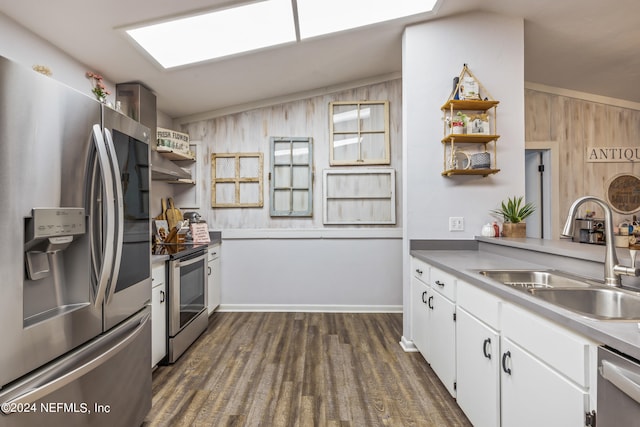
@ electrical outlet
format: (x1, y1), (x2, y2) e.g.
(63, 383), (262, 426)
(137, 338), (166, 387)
(449, 217), (464, 231)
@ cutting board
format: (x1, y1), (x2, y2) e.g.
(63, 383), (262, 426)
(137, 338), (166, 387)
(155, 198), (167, 221)
(165, 198), (182, 230)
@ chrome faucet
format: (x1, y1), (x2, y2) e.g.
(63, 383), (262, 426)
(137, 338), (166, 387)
(561, 196), (640, 287)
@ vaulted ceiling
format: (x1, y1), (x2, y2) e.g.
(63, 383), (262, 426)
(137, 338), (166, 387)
(1, 0), (638, 118)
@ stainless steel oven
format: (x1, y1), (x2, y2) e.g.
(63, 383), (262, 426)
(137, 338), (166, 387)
(167, 247), (208, 363)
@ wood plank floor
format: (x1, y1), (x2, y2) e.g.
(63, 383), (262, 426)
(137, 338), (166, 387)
(143, 312), (471, 427)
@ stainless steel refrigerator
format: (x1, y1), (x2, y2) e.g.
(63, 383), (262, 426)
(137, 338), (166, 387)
(0, 56), (152, 427)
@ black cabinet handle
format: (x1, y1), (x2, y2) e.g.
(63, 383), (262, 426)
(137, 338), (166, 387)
(208, 266), (212, 276)
(160, 290), (165, 303)
(502, 351), (512, 375)
(416, 268), (423, 275)
(428, 296), (434, 310)
(483, 338), (492, 359)
(421, 291), (428, 304)
(435, 280), (445, 287)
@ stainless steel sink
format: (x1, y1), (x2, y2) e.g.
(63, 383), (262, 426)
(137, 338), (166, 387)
(478, 269), (640, 321)
(478, 269), (596, 290)
(528, 288), (640, 321)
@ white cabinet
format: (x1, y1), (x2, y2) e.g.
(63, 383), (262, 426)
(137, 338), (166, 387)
(410, 256), (457, 397)
(411, 276), (430, 356)
(151, 264), (167, 367)
(456, 308), (500, 427)
(428, 286), (456, 397)
(456, 280), (501, 427)
(500, 303), (596, 427)
(410, 257), (599, 426)
(207, 243), (221, 315)
(411, 258), (430, 355)
(500, 337), (589, 427)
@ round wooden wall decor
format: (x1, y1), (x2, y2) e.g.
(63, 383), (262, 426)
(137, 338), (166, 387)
(606, 173), (640, 214)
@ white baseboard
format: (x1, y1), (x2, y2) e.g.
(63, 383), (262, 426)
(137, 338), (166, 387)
(400, 336), (418, 352)
(217, 304), (403, 313)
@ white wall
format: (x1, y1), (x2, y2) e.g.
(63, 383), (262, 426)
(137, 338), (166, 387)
(180, 80), (404, 311)
(0, 12), (116, 104)
(219, 233), (402, 311)
(402, 12), (525, 337)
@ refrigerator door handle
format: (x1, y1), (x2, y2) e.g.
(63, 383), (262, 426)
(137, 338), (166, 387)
(103, 128), (124, 304)
(0, 310), (150, 414)
(91, 124), (116, 307)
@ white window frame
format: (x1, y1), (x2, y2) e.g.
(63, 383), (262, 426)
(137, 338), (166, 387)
(323, 168), (396, 224)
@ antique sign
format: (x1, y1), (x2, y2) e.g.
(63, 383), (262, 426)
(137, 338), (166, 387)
(586, 147), (640, 163)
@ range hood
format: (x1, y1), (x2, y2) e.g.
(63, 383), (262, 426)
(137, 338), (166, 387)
(116, 82), (191, 182)
(150, 150), (192, 181)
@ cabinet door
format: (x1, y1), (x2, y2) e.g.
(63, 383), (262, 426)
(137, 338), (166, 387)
(429, 290), (456, 397)
(500, 337), (588, 427)
(456, 308), (500, 427)
(207, 254), (221, 315)
(410, 276), (430, 357)
(151, 282), (167, 367)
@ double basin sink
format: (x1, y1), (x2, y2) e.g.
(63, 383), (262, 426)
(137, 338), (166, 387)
(478, 269), (640, 321)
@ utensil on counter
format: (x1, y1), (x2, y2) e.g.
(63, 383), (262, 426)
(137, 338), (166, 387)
(165, 198), (182, 230)
(155, 198), (167, 221)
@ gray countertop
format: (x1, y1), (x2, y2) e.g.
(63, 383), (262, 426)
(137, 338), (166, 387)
(411, 237), (640, 360)
(152, 230), (222, 266)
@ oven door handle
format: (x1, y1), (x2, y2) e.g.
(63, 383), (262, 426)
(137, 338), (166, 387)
(175, 253), (207, 268)
(600, 359), (640, 404)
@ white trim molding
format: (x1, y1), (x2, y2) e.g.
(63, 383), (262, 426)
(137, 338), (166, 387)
(400, 336), (419, 352)
(220, 227), (403, 240)
(525, 82), (640, 111)
(217, 304), (403, 313)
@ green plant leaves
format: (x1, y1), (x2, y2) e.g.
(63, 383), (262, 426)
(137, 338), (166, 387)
(491, 196), (535, 223)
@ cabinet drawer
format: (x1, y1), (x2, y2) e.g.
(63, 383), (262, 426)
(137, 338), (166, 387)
(502, 303), (596, 387)
(152, 264), (165, 287)
(208, 243), (221, 260)
(430, 266), (456, 301)
(411, 257), (429, 283)
(457, 280), (501, 330)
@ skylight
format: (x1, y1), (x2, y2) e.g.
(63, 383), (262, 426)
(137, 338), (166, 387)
(125, 0), (439, 69)
(126, 0), (296, 69)
(297, 0), (439, 39)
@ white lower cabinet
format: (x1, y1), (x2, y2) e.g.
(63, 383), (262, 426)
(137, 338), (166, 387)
(456, 307), (500, 427)
(428, 288), (456, 397)
(207, 244), (221, 315)
(500, 303), (596, 427)
(411, 276), (430, 355)
(410, 256), (599, 427)
(410, 257), (457, 397)
(151, 264), (167, 367)
(500, 337), (589, 427)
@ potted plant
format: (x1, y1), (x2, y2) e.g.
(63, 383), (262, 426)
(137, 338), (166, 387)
(491, 196), (535, 237)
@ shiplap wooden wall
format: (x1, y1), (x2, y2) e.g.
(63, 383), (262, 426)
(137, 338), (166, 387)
(181, 80), (402, 230)
(525, 88), (640, 224)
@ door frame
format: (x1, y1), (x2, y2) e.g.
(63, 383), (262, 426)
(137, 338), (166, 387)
(525, 140), (561, 239)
